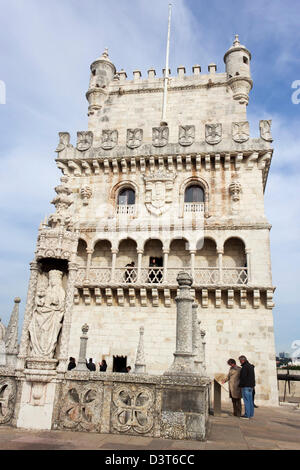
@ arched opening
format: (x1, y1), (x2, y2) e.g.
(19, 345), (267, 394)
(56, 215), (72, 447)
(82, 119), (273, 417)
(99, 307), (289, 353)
(116, 239), (138, 283)
(169, 239), (190, 268)
(223, 238), (246, 267)
(92, 240), (112, 267)
(117, 188), (136, 215)
(223, 237), (248, 285)
(142, 239), (163, 284)
(76, 239), (87, 266)
(194, 238), (218, 284)
(184, 185), (205, 213)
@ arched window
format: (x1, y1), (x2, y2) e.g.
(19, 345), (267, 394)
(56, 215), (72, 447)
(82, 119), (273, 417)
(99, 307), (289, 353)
(117, 188), (136, 214)
(184, 185), (205, 213)
(118, 188), (135, 205)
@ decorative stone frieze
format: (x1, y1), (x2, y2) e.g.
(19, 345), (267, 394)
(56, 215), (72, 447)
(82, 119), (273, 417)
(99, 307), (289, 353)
(0, 377), (17, 425)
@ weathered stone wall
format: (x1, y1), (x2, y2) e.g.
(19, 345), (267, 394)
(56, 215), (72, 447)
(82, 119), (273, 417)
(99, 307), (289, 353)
(52, 371), (210, 441)
(67, 298), (278, 406)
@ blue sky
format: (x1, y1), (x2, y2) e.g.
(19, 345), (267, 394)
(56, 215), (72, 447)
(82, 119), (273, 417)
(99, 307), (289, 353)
(0, 0), (299, 354)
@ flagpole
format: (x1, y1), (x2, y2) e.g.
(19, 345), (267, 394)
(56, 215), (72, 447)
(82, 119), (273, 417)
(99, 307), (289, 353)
(161, 3), (172, 125)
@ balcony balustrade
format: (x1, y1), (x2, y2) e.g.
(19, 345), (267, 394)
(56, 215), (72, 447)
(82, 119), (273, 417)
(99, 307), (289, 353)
(117, 204), (136, 215)
(75, 266), (248, 286)
(184, 202), (205, 213)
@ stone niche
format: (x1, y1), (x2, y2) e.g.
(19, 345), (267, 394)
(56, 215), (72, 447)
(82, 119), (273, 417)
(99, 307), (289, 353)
(52, 372), (210, 441)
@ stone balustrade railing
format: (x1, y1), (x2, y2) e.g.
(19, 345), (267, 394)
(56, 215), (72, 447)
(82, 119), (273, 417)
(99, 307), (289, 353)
(75, 266), (248, 286)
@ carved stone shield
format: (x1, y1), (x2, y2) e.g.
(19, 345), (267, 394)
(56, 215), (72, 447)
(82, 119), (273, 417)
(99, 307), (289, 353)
(179, 125), (195, 146)
(152, 127), (169, 147)
(76, 131), (93, 152)
(56, 132), (70, 153)
(101, 129), (118, 150)
(127, 128), (143, 149)
(144, 171), (176, 216)
(259, 120), (273, 142)
(232, 122), (249, 143)
(205, 123), (222, 145)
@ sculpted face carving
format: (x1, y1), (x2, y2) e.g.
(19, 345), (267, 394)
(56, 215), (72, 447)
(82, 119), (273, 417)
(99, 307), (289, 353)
(127, 128), (143, 149)
(205, 123), (222, 145)
(56, 133), (70, 153)
(152, 127), (169, 147)
(232, 122), (249, 143)
(76, 131), (93, 151)
(28, 270), (66, 358)
(101, 129), (118, 150)
(178, 125), (195, 146)
(259, 120), (273, 142)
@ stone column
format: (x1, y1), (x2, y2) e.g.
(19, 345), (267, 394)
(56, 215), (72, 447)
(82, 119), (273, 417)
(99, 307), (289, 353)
(0, 319), (6, 366)
(137, 250), (143, 283)
(163, 250), (169, 283)
(57, 262), (78, 373)
(164, 272), (196, 376)
(218, 250), (223, 284)
(246, 249), (251, 283)
(111, 250), (117, 282)
(134, 326), (146, 374)
(190, 251), (196, 279)
(84, 249), (93, 282)
(200, 326), (207, 372)
(5, 297), (21, 368)
(77, 324), (89, 371)
(16, 261), (39, 371)
(192, 303), (202, 374)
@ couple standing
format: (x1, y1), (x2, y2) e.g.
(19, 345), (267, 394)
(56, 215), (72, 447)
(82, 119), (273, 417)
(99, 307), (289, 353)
(222, 355), (256, 419)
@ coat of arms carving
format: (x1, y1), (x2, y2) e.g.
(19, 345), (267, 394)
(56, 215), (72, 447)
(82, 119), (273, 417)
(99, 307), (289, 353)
(178, 125), (195, 146)
(76, 131), (93, 152)
(232, 121), (249, 143)
(56, 132), (71, 153)
(101, 129), (118, 150)
(144, 171), (176, 216)
(127, 128), (143, 149)
(259, 120), (273, 142)
(152, 127), (169, 147)
(205, 123), (222, 145)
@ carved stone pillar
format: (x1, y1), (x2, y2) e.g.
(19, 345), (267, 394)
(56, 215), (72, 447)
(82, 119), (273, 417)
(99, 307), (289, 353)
(85, 249), (93, 282)
(190, 251), (196, 279)
(77, 324), (89, 371)
(246, 249), (251, 283)
(164, 272), (196, 376)
(163, 250), (169, 282)
(5, 297), (21, 368)
(134, 326), (146, 374)
(137, 250), (143, 283)
(192, 302), (198, 359)
(16, 261), (40, 371)
(57, 262), (78, 373)
(218, 250), (223, 284)
(111, 250), (118, 282)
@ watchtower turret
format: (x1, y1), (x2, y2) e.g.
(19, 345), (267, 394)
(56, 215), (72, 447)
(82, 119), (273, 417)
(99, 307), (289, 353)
(86, 49), (116, 116)
(224, 35), (252, 105)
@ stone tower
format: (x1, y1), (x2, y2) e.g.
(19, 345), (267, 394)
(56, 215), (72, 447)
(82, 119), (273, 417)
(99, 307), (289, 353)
(17, 36), (278, 406)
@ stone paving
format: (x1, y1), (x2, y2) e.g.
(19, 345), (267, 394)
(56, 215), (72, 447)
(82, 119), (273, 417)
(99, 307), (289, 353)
(0, 404), (299, 450)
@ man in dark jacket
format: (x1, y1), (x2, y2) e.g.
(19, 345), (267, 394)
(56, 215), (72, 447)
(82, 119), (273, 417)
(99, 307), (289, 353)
(239, 355), (255, 419)
(86, 358), (96, 371)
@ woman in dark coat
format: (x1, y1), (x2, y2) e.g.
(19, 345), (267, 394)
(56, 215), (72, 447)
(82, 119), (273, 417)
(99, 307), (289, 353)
(99, 360), (107, 372)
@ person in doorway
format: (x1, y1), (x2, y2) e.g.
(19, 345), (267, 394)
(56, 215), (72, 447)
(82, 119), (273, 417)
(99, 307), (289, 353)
(125, 261), (135, 283)
(126, 366), (132, 373)
(99, 359), (107, 372)
(222, 359), (242, 417)
(86, 358), (96, 371)
(67, 357), (76, 371)
(239, 355), (256, 419)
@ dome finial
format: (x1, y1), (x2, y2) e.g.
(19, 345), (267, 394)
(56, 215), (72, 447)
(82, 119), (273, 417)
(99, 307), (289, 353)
(101, 48), (109, 59)
(233, 34), (240, 47)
